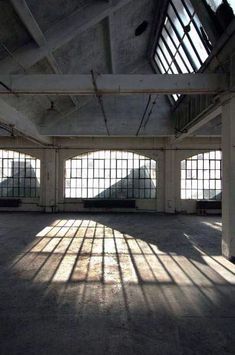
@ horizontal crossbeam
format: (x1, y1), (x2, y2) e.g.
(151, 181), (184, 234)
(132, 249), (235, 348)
(0, 74), (228, 95)
(0, 98), (52, 144)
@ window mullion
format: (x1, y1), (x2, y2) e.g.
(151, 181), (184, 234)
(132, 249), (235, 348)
(164, 25), (191, 73)
(158, 43), (171, 69)
(181, 0), (211, 55)
(161, 34), (182, 73)
(155, 51), (168, 73)
(167, 15), (197, 72)
(170, 0), (203, 67)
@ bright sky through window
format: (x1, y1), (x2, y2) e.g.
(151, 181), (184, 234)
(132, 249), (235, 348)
(65, 151), (157, 199)
(0, 150), (40, 197)
(181, 151), (222, 200)
(154, 0), (211, 102)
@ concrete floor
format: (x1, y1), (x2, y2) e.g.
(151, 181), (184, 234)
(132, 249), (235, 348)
(0, 213), (234, 355)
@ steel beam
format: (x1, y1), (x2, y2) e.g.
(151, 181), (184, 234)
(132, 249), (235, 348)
(0, 98), (52, 144)
(0, 0), (132, 73)
(0, 74), (228, 95)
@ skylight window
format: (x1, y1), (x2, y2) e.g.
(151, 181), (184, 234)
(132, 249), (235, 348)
(154, 0), (212, 102)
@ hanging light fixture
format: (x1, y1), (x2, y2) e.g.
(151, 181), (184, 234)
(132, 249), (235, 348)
(40, 101), (58, 127)
(47, 101), (57, 112)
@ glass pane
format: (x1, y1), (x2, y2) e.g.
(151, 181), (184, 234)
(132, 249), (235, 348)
(183, 36), (201, 69)
(179, 46), (193, 72)
(162, 27), (176, 56)
(155, 55), (166, 73)
(175, 52), (188, 73)
(166, 20), (180, 46)
(184, 0), (194, 14)
(0, 150), (40, 198)
(157, 48), (169, 71)
(64, 151), (157, 200)
(180, 151), (222, 201)
(168, 5), (184, 37)
(188, 23), (208, 63)
(159, 38), (172, 65)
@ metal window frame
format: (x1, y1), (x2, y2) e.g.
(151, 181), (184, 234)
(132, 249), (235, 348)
(153, 0), (211, 104)
(181, 0), (211, 56)
(181, 151), (222, 200)
(0, 150), (40, 198)
(65, 151), (157, 200)
(163, 25), (192, 73)
(169, 1), (203, 66)
(166, 14), (197, 72)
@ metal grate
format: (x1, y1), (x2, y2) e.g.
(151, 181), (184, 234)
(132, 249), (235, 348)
(181, 150), (222, 200)
(0, 150), (40, 198)
(65, 151), (157, 199)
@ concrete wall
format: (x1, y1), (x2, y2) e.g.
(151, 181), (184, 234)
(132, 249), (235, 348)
(0, 136), (221, 213)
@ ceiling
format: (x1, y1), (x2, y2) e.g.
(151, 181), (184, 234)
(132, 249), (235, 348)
(0, 0), (221, 139)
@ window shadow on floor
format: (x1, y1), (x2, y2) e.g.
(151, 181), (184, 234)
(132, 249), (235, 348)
(0, 213), (234, 355)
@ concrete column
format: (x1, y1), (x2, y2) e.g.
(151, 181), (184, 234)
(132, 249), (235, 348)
(41, 149), (58, 212)
(165, 148), (175, 213)
(222, 95), (235, 261)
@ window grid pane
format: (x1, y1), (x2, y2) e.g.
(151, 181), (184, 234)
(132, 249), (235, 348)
(181, 151), (222, 200)
(0, 150), (40, 197)
(65, 151), (157, 199)
(154, 0), (211, 102)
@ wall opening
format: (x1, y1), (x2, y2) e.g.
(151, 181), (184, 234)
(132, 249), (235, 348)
(65, 151), (157, 199)
(154, 0), (212, 103)
(181, 150), (222, 200)
(0, 150), (40, 198)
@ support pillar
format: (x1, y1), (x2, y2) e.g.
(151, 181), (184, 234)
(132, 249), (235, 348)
(165, 148), (176, 213)
(41, 148), (58, 212)
(222, 95), (235, 260)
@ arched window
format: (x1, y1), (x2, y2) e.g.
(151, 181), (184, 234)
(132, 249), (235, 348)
(65, 151), (157, 199)
(0, 150), (40, 197)
(181, 151), (222, 200)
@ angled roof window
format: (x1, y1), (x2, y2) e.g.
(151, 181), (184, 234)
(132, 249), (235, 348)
(154, 0), (212, 102)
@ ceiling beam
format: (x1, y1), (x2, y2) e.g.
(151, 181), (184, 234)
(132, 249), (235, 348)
(107, 15), (116, 73)
(1, 0), (132, 73)
(11, 0), (46, 47)
(0, 74), (228, 95)
(0, 98), (52, 144)
(171, 105), (222, 143)
(10, 0), (79, 108)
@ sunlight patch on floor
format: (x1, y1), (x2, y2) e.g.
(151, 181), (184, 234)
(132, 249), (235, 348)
(201, 221), (222, 231)
(11, 219), (235, 289)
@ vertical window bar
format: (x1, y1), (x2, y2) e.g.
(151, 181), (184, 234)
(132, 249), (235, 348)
(155, 51), (168, 73)
(65, 151), (157, 200)
(170, 0), (203, 66)
(0, 150), (40, 198)
(160, 34), (181, 73)
(158, 43), (171, 70)
(181, 0), (211, 55)
(167, 15), (197, 72)
(164, 25), (192, 73)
